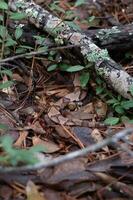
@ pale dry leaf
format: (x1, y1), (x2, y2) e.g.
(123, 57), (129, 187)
(73, 73), (81, 87)
(14, 131), (28, 147)
(65, 88), (81, 101)
(32, 136), (60, 153)
(91, 129), (109, 152)
(26, 181), (46, 200)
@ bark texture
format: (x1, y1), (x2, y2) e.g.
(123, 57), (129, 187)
(10, 23), (133, 52)
(9, 0), (133, 99)
(85, 23), (133, 52)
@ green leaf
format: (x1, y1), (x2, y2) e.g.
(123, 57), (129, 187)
(0, 14), (4, 21)
(75, 0), (85, 7)
(104, 117), (119, 125)
(47, 64), (58, 72)
(1, 69), (13, 77)
(37, 46), (48, 52)
(107, 99), (118, 104)
(10, 12), (26, 20)
(0, 135), (13, 152)
(15, 27), (23, 39)
(121, 116), (129, 123)
(33, 35), (45, 45)
(0, 25), (7, 38)
(80, 72), (90, 88)
(5, 38), (17, 47)
(65, 65), (84, 72)
(129, 84), (133, 96)
(115, 105), (125, 114)
(0, 1), (8, 10)
(50, 3), (65, 13)
(0, 123), (8, 130)
(65, 21), (81, 31)
(0, 81), (13, 89)
(127, 120), (133, 124)
(19, 45), (33, 50)
(3, 47), (10, 56)
(121, 100), (133, 109)
(96, 86), (104, 95)
(88, 16), (95, 22)
(59, 63), (70, 71)
(15, 47), (27, 54)
(29, 145), (46, 153)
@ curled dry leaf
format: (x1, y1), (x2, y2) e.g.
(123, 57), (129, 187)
(14, 130), (28, 148)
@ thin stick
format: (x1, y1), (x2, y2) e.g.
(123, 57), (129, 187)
(0, 44), (80, 64)
(0, 128), (132, 173)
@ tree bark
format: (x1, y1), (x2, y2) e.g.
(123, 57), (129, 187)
(9, 0), (133, 99)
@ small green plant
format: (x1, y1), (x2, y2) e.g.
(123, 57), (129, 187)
(0, 135), (44, 166)
(107, 97), (133, 115)
(0, 1), (27, 58)
(104, 117), (119, 126)
(94, 77), (133, 125)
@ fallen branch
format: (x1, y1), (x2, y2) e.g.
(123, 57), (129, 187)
(8, 0), (133, 98)
(9, 23), (133, 52)
(0, 128), (132, 173)
(85, 23), (133, 52)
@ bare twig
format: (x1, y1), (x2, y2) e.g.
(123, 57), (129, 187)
(0, 44), (80, 64)
(0, 128), (132, 173)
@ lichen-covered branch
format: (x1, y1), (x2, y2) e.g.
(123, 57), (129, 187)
(9, 0), (133, 99)
(85, 23), (133, 52)
(10, 23), (133, 52)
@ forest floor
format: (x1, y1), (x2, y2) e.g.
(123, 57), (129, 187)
(0, 0), (133, 200)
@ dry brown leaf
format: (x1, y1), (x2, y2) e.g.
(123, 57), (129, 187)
(65, 88), (81, 101)
(55, 125), (70, 138)
(30, 121), (46, 134)
(48, 106), (60, 118)
(80, 102), (95, 114)
(0, 185), (12, 200)
(14, 131), (28, 147)
(13, 73), (24, 82)
(26, 181), (46, 200)
(32, 136), (60, 153)
(46, 88), (69, 97)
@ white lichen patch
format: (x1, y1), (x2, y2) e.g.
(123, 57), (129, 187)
(87, 48), (109, 63)
(97, 26), (121, 40)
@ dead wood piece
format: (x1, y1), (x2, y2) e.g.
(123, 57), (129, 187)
(9, 23), (133, 53)
(85, 23), (133, 51)
(9, 0), (133, 99)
